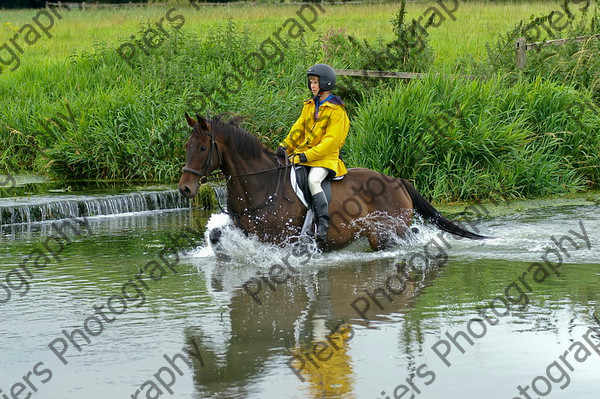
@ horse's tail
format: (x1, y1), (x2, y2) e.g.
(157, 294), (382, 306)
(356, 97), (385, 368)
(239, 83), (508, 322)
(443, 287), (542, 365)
(400, 179), (489, 240)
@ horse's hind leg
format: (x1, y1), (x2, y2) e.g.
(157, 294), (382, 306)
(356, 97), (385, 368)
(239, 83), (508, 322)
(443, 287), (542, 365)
(365, 213), (413, 251)
(366, 230), (395, 251)
(367, 233), (384, 251)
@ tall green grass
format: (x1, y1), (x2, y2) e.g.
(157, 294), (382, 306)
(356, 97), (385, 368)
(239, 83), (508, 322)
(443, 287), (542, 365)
(0, 21), (312, 179)
(466, 1), (600, 100)
(1, 2), (599, 202)
(0, 2), (564, 75)
(346, 74), (600, 201)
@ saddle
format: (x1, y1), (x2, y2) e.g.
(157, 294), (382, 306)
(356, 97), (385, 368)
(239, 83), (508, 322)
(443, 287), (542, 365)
(290, 165), (343, 235)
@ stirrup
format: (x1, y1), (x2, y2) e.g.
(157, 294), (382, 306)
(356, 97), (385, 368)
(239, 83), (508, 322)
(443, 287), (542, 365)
(299, 234), (314, 244)
(316, 229), (327, 243)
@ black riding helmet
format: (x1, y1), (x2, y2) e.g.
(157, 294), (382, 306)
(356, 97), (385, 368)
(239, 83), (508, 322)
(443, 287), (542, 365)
(307, 63), (336, 93)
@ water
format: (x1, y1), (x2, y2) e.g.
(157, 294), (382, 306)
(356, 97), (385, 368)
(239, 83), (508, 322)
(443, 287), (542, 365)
(0, 189), (190, 226)
(0, 190), (599, 399)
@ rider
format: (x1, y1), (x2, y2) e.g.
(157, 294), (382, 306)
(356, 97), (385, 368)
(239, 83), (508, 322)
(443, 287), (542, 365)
(276, 63), (350, 243)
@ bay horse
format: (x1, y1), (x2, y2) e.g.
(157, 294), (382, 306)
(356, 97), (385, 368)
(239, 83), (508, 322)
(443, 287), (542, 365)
(178, 115), (486, 251)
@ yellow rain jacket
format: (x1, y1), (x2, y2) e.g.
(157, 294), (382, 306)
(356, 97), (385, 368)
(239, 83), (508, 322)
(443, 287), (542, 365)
(281, 96), (349, 177)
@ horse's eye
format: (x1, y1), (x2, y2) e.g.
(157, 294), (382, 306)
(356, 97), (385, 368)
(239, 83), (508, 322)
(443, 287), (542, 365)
(200, 145), (207, 151)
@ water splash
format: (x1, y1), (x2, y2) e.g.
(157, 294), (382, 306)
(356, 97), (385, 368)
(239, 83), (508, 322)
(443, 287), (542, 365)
(192, 212), (437, 268)
(191, 203), (600, 267)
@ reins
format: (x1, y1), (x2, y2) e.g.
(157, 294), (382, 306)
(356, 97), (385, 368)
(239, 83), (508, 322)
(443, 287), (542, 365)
(181, 131), (294, 213)
(182, 161), (291, 182)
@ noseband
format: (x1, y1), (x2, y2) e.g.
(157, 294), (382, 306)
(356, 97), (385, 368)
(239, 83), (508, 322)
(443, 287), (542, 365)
(180, 127), (294, 211)
(181, 129), (220, 182)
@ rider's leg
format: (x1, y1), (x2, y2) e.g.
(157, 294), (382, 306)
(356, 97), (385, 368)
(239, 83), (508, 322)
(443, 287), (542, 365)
(308, 167), (329, 195)
(308, 167), (330, 243)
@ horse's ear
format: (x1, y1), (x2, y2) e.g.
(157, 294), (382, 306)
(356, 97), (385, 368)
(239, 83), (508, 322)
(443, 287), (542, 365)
(196, 114), (210, 131)
(185, 113), (196, 128)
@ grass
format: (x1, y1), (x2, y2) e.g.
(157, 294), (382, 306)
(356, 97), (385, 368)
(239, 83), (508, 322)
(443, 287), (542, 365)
(1, 1), (599, 201)
(346, 74), (600, 201)
(0, 1), (567, 77)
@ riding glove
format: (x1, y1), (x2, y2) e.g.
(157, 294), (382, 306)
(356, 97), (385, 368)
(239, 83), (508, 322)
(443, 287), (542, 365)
(291, 153), (308, 164)
(276, 146), (287, 158)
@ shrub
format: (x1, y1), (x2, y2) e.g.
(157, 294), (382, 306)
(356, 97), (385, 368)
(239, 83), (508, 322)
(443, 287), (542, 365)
(466, 1), (600, 101)
(346, 74), (600, 201)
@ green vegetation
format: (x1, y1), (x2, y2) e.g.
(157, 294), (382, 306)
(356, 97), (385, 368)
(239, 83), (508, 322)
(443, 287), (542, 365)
(1, 1), (599, 201)
(347, 75), (600, 201)
(0, 20), (311, 179)
(463, 0), (600, 100)
(0, 2), (565, 73)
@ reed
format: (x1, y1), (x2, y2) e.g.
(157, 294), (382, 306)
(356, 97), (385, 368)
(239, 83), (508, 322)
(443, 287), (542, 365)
(1, 1), (599, 202)
(346, 74), (600, 201)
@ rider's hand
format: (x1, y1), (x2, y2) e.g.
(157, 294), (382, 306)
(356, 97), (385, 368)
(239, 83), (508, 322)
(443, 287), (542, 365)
(290, 153), (308, 164)
(276, 146), (287, 158)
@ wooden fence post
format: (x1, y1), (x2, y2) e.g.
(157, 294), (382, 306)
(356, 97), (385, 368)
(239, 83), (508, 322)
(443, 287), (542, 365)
(515, 37), (526, 70)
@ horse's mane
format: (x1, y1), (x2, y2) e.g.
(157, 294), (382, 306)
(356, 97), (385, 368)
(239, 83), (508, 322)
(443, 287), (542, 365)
(193, 116), (274, 160)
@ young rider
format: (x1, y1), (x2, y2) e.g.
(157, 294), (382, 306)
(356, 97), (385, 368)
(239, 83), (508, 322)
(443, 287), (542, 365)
(277, 63), (350, 243)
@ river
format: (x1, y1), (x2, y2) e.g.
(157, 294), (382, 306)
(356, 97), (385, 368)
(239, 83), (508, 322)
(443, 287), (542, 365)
(1, 183), (599, 399)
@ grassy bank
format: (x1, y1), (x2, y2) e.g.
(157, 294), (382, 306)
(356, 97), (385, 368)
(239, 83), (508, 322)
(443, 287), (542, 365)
(1, 1), (599, 201)
(347, 75), (600, 201)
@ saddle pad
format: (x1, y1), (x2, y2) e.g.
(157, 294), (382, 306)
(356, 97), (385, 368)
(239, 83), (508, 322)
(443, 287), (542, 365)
(290, 165), (342, 208)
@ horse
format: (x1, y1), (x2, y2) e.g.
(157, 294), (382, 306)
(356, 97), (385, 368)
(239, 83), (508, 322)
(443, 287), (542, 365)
(178, 115), (487, 251)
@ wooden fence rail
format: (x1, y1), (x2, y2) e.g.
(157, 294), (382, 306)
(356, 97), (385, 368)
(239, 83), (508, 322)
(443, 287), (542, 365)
(515, 33), (600, 70)
(334, 69), (423, 79)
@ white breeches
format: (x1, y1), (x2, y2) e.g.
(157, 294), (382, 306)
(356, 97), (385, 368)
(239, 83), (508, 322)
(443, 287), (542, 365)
(308, 167), (329, 196)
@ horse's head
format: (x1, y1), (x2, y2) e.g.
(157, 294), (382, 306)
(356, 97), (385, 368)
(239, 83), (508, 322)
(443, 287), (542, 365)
(179, 114), (220, 198)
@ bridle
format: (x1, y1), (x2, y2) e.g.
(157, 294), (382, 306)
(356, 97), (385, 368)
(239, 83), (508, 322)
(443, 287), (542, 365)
(180, 129), (294, 211)
(181, 129), (220, 183)
(181, 129), (290, 180)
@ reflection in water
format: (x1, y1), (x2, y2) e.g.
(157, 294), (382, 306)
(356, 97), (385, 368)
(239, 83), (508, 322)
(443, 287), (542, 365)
(184, 200), (600, 398)
(186, 255), (446, 398)
(290, 321), (355, 398)
(2, 199), (600, 399)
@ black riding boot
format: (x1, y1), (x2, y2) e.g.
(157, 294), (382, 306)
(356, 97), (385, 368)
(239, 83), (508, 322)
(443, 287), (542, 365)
(312, 192), (330, 243)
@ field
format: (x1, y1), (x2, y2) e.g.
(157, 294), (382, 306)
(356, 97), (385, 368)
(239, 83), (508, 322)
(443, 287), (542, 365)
(0, 2), (565, 72)
(1, 1), (599, 201)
